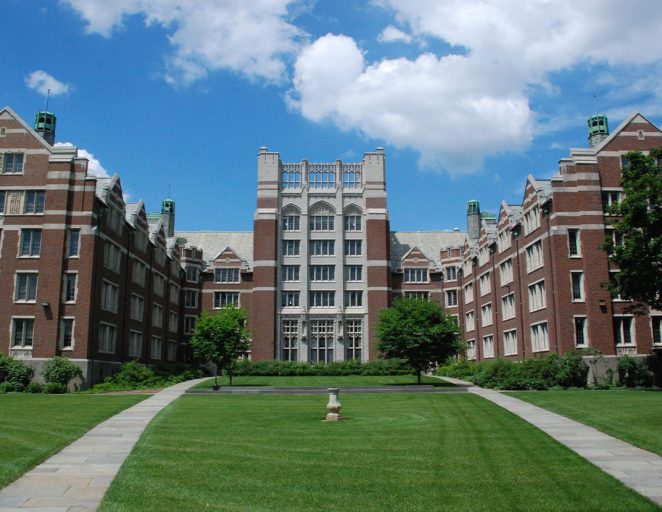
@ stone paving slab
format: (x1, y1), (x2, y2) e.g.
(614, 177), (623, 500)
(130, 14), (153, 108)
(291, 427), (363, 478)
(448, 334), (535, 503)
(0, 378), (207, 511)
(469, 386), (662, 507)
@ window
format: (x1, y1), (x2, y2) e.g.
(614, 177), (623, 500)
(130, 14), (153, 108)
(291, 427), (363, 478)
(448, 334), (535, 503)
(531, 322), (549, 352)
(2, 152), (24, 173)
(613, 317), (634, 345)
(63, 273), (77, 302)
(344, 215), (361, 231)
(214, 292), (239, 308)
(525, 241), (544, 272)
(568, 229), (580, 257)
(184, 316), (197, 334)
(185, 290), (198, 308)
(281, 320), (299, 361)
(99, 323), (117, 354)
(104, 241), (121, 272)
(464, 282), (474, 303)
(0, 190), (4, 213)
(446, 290), (458, 307)
(462, 259), (472, 277)
(12, 318), (34, 347)
(310, 265), (335, 281)
(169, 311), (178, 333)
(310, 291), (335, 307)
(281, 265), (300, 282)
(153, 304), (163, 327)
(528, 281), (546, 311)
(602, 190), (622, 213)
(282, 240), (301, 256)
(309, 215), (335, 231)
(132, 260), (146, 286)
(24, 191), (45, 214)
(574, 317), (588, 347)
(169, 284), (180, 305)
(130, 294), (144, 321)
(609, 271), (623, 300)
(404, 291), (429, 299)
(15, 273), (38, 302)
(481, 303), (493, 327)
(185, 266), (199, 282)
(345, 265), (362, 282)
(523, 205), (540, 235)
(344, 291), (362, 307)
(342, 163), (362, 189)
(310, 320), (334, 363)
(282, 215), (300, 231)
(60, 318), (74, 349)
(281, 163), (301, 189)
(153, 273), (165, 296)
(571, 272), (584, 301)
(483, 336), (494, 358)
(215, 268), (240, 283)
(344, 240), (361, 256)
(168, 340), (177, 362)
(501, 293), (515, 321)
(19, 229), (41, 257)
(151, 337), (162, 360)
(403, 268), (428, 283)
(466, 340), (476, 360)
(479, 273), (491, 296)
(281, 291), (300, 307)
(129, 331), (143, 358)
(500, 259), (513, 286)
(445, 266), (457, 281)
(478, 247), (489, 266)
(497, 230), (511, 253)
(101, 281), (118, 312)
(310, 240), (334, 256)
(308, 163), (335, 189)
(465, 311), (475, 332)
(503, 330), (517, 356)
(652, 317), (662, 345)
(606, 227), (624, 253)
(345, 319), (362, 360)
(64, 229), (80, 258)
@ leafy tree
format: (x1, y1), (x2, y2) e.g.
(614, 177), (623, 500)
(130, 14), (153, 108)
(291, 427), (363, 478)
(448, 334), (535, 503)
(376, 297), (460, 384)
(41, 356), (82, 388)
(603, 148), (662, 310)
(190, 307), (251, 386)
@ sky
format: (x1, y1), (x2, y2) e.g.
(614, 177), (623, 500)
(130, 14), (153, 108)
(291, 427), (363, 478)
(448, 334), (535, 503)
(2, 0), (662, 233)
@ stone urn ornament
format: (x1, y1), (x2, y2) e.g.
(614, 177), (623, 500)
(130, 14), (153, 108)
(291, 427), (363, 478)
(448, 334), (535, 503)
(325, 388), (342, 421)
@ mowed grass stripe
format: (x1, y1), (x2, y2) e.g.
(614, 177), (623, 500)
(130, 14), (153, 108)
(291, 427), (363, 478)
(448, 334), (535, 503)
(508, 389), (662, 456)
(100, 394), (659, 511)
(193, 374), (451, 388)
(0, 394), (147, 489)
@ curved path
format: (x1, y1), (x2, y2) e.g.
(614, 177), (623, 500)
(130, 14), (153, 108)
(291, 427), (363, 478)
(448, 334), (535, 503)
(0, 378), (207, 511)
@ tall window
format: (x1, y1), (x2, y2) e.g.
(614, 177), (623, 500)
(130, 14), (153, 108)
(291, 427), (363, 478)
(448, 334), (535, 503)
(478, 247), (489, 266)
(652, 317), (662, 345)
(101, 281), (118, 312)
(345, 319), (362, 360)
(185, 290), (198, 308)
(129, 331), (143, 358)
(15, 273), (38, 302)
(568, 229), (580, 257)
(19, 229), (41, 256)
(185, 266), (199, 282)
(308, 163), (335, 189)
(133, 260), (146, 286)
(281, 265), (300, 282)
(602, 190), (622, 213)
(571, 272), (584, 301)
(281, 291), (300, 307)
(464, 282), (474, 303)
(466, 340), (476, 360)
(282, 215), (300, 231)
(310, 240), (334, 256)
(104, 241), (121, 272)
(483, 336), (494, 358)
(281, 320), (299, 361)
(24, 191), (45, 214)
(574, 317), (588, 347)
(613, 317), (634, 345)
(281, 163), (301, 189)
(345, 265), (362, 282)
(342, 163), (362, 189)
(528, 281), (546, 311)
(99, 323), (117, 354)
(63, 273), (77, 303)
(465, 311), (475, 332)
(169, 311), (178, 333)
(60, 318), (74, 349)
(344, 240), (362, 256)
(404, 268), (427, 283)
(12, 318), (34, 347)
(481, 303), (493, 327)
(130, 294), (144, 321)
(497, 230), (511, 253)
(479, 273), (491, 296)
(501, 294), (515, 320)
(2, 153), (24, 173)
(0, 190), (5, 213)
(310, 320), (334, 362)
(446, 290), (458, 307)
(151, 336), (162, 360)
(503, 330), (517, 356)
(214, 292), (239, 308)
(344, 215), (361, 231)
(531, 322), (549, 352)
(153, 304), (163, 327)
(310, 291), (335, 307)
(184, 316), (197, 335)
(66, 229), (80, 257)
(525, 241), (544, 272)
(309, 215), (335, 231)
(310, 265), (335, 281)
(500, 259), (513, 286)
(445, 266), (457, 281)
(282, 240), (301, 256)
(215, 268), (240, 283)
(523, 205), (541, 235)
(344, 291), (362, 307)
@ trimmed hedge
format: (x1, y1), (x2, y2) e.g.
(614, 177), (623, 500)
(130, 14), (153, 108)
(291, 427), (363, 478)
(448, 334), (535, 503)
(91, 361), (205, 392)
(232, 359), (414, 376)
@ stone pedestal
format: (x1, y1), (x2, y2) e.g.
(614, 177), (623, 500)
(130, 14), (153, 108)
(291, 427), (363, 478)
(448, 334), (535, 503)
(325, 387), (342, 421)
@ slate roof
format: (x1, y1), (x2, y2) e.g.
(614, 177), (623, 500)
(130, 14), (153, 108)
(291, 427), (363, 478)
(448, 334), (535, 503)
(176, 231), (254, 269)
(390, 231), (466, 271)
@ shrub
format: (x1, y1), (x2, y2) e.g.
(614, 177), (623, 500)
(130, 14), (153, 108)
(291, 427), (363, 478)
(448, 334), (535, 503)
(646, 352), (662, 387)
(436, 359), (479, 380)
(112, 361), (157, 387)
(0, 354), (33, 392)
(42, 356), (82, 387)
(556, 350), (589, 388)
(90, 361), (205, 392)
(618, 356), (652, 388)
(0, 383), (10, 394)
(25, 382), (45, 393)
(45, 382), (68, 394)
(231, 359), (413, 377)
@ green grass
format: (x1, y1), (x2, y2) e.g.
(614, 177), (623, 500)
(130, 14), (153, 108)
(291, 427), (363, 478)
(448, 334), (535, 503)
(0, 393), (146, 488)
(194, 374), (451, 388)
(507, 389), (662, 455)
(100, 394), (659, 511)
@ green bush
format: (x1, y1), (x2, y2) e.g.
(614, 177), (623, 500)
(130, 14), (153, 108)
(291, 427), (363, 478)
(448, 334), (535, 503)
(0, 382), (10, 394)
(90, 361), (205, 392)
(45, 382), (68, 394)
(556, 350), (590, 388)
(231, 359), (413, 377)
(436, 359), (479, 380)
(0, 354), (33, 392)
(646, 352), (662, 387)
(42, 356), (82, 387)
(25, 382), (45, 393)
(618, 356), (652, 388)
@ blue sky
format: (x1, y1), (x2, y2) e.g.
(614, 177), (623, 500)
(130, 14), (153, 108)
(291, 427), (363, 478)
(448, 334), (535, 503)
(2, 0), (661, 232)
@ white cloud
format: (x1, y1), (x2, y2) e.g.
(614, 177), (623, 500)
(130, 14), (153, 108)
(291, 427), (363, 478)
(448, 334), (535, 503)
(56, 143), (110, 177)
(62, 0), (305, 84)
(377, 25), (412, 44)
(25, 70), (71, 96)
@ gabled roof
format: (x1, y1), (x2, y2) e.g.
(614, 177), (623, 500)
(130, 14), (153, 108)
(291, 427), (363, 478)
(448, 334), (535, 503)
(390, 231), (466, 271)
(0, 106), (77, 158)
(94, 174), (121, 204)
(524, 175), (552, 205)
(175, 231), (254, 270)
(125, 201), (145, 228)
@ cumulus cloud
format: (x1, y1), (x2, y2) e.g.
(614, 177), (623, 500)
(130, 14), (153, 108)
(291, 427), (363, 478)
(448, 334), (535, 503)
(289, 1), (662, 173)
(56, 143), (111, 177)
(62, 0), (304, 84)
(377, 25), (412, 44)
(25, 70), (71, 96)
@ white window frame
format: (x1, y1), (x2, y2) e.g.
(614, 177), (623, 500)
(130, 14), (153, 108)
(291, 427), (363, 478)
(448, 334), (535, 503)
(573, 316), (588, 347)
(129, 330), (143, 358)
(14, 271), (38, 303)
(101, 280), (119, 313)
(446, 289), (458, 307)
(11, 316), (35, 347)
(98, 322), (117, 354)
(63, 272), (78, 303)
(530, 322), (549, 353)
(525, 240), (544, 273)
(528, 279), (546, 312)
(481, 303), (493, 327)
(613, 316), (635, 346)
(404, 268), (428, 283)
(499, 259), (513, 286)
(151, 336), (162, 360)
(571, 271), (584, 302)
(483, 335), (494, 358)
(568, 229), (581, 257)
(479, 272), (491, 296)
(59, 317), (75, 350)
(345, 265), (362, 282)
(501, 293), (515, 321)
(465, 311), (475, 332)
(503, 330), (517, 356)
(214, 292), (240, 309)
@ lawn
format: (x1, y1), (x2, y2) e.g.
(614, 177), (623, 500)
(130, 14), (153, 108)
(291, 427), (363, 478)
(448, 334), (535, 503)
(194, 374), (450, 388)
(100, 393), (659, 511)
(0, 393), (146, 488)
(507, 389), (662, 456)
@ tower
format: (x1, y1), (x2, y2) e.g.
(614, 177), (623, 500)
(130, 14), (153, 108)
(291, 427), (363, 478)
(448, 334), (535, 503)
(587, 114), (609, 148)
(161, 198), (175, 237)
(467, 200), (481, 240)
(34, 111), (57, 145)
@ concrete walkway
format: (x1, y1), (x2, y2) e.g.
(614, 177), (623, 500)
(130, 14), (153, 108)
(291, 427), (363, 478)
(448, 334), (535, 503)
(0, 378), (207, 512)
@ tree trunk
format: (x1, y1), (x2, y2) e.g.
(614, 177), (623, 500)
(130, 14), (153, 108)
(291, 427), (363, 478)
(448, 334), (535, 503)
(417, 371), (421, 385)
(228, 367), (233, 386)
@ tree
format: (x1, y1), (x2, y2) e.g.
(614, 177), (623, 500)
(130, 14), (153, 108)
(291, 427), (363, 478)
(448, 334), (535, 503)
(190, 307), (251, 387)
(376, 297), (460, 384)
(603, 148), (662, 311)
